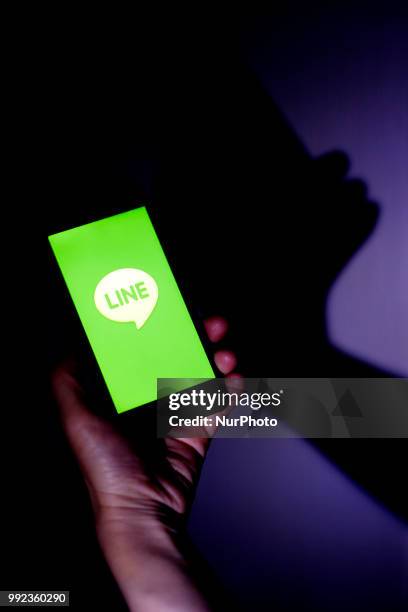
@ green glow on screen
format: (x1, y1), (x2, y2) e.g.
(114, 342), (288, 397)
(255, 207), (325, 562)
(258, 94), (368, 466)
(49, 207), (214, 413)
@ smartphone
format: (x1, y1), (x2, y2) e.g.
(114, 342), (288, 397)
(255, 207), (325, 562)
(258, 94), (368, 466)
(49, 206), (215, 413)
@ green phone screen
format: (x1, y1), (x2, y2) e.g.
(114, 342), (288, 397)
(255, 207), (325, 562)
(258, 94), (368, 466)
(49, 207), (214, 413)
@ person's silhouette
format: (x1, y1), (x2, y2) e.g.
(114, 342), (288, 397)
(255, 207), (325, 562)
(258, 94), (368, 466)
(47, 36), (406, 520)
(143, 61), (406, 520)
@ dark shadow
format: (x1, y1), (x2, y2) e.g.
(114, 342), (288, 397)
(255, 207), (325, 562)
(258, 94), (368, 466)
(45, 38), (405, 520)
(146, 61), (406, 522)
(38, 22), (406, 609)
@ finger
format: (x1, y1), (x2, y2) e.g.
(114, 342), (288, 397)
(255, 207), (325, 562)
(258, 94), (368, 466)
(167, 374), (242, 451)
(203, 316), (228, 343)
(52, 362), (102, 437)
(52, 362), (126, 480)
(214, 350), (237, 375)
(165, 436), (208, 481)
(225, 372), (244, 392)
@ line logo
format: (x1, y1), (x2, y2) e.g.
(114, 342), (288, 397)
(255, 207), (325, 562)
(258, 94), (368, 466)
(94, 268), (158, 329)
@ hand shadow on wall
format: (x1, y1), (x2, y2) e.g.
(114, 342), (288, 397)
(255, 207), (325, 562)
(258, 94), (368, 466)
(47, 54), (406, 522)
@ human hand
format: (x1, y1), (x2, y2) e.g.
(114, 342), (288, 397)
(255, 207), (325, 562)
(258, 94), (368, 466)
(52, 316), (237, 611)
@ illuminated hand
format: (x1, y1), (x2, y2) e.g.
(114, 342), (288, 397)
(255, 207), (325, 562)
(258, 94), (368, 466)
(52, 316), (236, 612)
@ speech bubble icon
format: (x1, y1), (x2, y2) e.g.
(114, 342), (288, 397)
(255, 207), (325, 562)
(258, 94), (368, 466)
(94, 268), (158, 329)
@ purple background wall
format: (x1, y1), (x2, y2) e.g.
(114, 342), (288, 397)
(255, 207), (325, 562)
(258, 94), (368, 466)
(241, 7), (407, 375)
(189, 438), (408, 611)
(189, 8), (408, 611)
